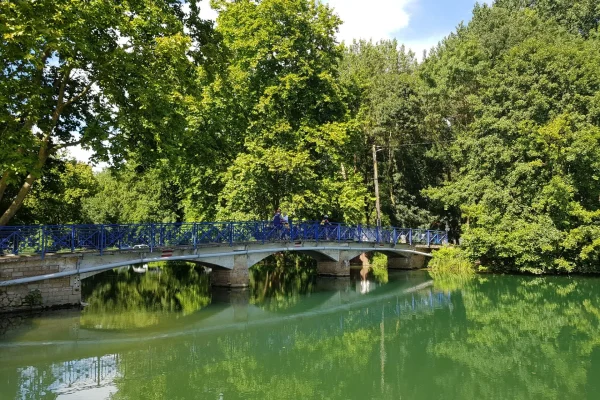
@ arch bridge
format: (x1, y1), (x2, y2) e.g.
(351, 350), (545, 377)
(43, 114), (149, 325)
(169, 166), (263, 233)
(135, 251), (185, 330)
(0, 221), (446, 312)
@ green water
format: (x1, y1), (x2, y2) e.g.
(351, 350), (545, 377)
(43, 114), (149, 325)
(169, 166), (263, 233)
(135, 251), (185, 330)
(1, 264), (600, 400)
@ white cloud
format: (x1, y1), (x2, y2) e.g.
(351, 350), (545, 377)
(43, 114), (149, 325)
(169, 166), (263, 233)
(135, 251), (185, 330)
(198, 0), (218, 21)
(325, 0), (413, 43)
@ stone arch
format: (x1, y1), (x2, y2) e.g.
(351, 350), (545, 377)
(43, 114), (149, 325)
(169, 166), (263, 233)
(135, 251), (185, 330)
(293, 250), (339, 262)
(247, 251), (280, 268)
(186, 259), (233, 271)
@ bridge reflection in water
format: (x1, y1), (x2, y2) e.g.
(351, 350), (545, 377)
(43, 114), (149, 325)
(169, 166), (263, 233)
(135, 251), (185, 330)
(0, 270), (452, 399)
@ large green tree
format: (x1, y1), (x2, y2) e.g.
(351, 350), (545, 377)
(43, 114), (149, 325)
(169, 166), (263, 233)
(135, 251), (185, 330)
(424, 3), (600, 272)
(208, 0), (368, 222)
(0, 0), (209, 225)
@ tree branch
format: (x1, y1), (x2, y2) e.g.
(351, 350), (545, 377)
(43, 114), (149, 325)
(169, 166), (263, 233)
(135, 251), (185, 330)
(51, 67), (72, 124)
(62, 80), (94, 109)
(53, 138), (85, 151)
(20, 48), (54, 137)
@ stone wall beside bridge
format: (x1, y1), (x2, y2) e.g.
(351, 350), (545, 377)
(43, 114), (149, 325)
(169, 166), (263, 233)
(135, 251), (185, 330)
(0, 256), (81, 311)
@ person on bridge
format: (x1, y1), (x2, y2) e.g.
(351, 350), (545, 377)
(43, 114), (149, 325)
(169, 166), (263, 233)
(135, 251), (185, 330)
(321, 215), (332, 240)
(273, 209), (283, 227)
(273, 208), (284, 240)
(282, 212), (289, 227)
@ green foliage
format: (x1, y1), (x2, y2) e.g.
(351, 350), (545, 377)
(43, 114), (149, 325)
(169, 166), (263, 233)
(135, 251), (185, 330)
(423, 2), (600, 273)
(0, 0), (208, 225)
(429, 246), (475, 275)
(209, 0), (366, 221)
(82, 163), (183, 223)
(340, 40), (443, 227)
(22, 289), (43, 307)
(17, 159), (98, 224)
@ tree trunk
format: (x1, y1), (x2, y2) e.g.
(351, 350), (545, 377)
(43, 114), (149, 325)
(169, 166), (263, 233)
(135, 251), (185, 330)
(0, 140), (49, 226)
(0, 172), (38, 226)
(0, 171), (10, 204)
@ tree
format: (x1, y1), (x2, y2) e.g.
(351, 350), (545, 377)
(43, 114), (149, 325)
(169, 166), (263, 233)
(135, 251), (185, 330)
(208, 0), (368, 222)
(340, 40), (446, 227)
(20, 159), (98, 225)
(423, 3), (600, 272)
(494, 0), (600, 37)
(82, 162), (184, 224)
(0, 0), (208, 225)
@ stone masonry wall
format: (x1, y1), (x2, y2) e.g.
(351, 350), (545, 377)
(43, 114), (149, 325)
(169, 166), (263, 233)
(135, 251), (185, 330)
(0, 256), (81, 313)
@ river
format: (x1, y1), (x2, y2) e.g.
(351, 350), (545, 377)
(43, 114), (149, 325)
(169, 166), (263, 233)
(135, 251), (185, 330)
(0, 262), (599, 399)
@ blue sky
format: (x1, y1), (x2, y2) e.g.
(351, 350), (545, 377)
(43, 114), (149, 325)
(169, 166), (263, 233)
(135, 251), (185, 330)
(398, 0), (488, 41)
(322, 0), (492, 56)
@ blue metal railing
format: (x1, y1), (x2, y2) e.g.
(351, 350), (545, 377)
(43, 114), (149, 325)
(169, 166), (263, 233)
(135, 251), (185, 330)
(0, 221), (447, 258)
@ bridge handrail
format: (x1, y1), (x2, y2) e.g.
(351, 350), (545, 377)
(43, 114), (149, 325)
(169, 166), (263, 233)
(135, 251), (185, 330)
(0, 221), (447, 258)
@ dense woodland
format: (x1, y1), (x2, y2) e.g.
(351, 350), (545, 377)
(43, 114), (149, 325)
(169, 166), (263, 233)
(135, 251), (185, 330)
(1, 0), (599, 273)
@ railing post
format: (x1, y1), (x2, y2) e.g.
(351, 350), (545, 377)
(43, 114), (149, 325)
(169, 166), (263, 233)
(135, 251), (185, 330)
(193, 223), (198, 250)
(99, 224), (105, 256)
(408, 229), (412, 245)
(392, 228), (397, 245)
(426, 230), (431, 247)
(71, 225), (76, 253)
(358, 225), (362, 243)
(40, 226), (45, 259)
(315, 222), (319, 243)
(336, 223), (341, 242)
(229, 222), (234, 246)
(376, 226), (380, 243)
(150, 224), (155, 252)
(159, 224), (165, 247)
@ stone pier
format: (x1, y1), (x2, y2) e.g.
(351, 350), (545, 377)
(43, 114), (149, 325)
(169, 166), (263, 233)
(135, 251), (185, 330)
(0, 256), (81, 313)
(210, 254), (251, 287)
(316, 250), (360, 277)
(388, 252), (430, 270)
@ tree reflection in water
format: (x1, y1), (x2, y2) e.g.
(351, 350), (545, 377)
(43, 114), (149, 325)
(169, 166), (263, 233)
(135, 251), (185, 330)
(249, 254), (317, 312)
(4, 270), (600, 399)
(80, 262), (211, 330)
(431, 275), (600, 400)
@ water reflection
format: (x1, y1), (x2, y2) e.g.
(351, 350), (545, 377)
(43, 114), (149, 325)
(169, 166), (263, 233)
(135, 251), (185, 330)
(1, 270), (600, 399)
(250, 260), (316, 312)
(81, 262), (211, 330)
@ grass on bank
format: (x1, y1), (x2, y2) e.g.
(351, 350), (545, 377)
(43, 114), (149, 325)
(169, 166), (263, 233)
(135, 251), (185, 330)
(429, 246), (476, 291)
(429, 246), (475, 275)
